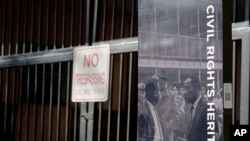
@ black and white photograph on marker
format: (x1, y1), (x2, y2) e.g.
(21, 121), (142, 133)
(137, 0), (223, 141)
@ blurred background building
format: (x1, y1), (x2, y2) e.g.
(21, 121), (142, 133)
(138, 0), (223, 90)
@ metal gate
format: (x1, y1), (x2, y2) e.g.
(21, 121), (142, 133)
(230, 0), (250, 125)
(0, 0), (138, 141)
(222, 0), (250, 141)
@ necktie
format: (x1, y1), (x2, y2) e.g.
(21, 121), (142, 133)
(190, 106), (194, 120)
(187, 106), (194, 136)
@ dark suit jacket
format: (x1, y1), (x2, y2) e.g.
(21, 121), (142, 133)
(138, 101), (156, 141)
(186, 98), (218, 141)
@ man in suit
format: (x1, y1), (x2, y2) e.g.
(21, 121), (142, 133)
(183, 76), (218, 141)
(155, 81), (185, 141)
(138, 78), (163, 141)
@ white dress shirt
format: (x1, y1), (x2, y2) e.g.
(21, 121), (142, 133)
(147, 101), (164, 141)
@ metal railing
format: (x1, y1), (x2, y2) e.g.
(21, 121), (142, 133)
(0, 38), (138, 69)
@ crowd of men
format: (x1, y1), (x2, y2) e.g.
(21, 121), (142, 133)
(137, 71), (223, 141)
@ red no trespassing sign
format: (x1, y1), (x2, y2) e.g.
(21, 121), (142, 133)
(71, 45), (110, 102)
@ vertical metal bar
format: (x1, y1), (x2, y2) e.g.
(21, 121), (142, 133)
(1, 0), (6, 56)
(116, 0), (126, 140)
(97, 0), (107, 141)
(36, 1), (42, 137)
(8, 0), (13, 56)
(126, 53), (133, 141)
(18, 0), (27, 140)
(74, 97), (78, 141)
(80, 1), (89, 141)
(61, 0), (66, 48)
(58, 0), (66, 141)
(232, 41), (236, 124)
(3, 69), (8, 138)
(98, 1), (106, 138)
(87, 103), (94, 141)
(41, 0), (51, 137)
(129, 2), (136, 139)
(85, 0), (90, 45)
(0, 1), (6, 132)
(0, 0), (5, 136)
(33, 0), (42, 137)
(79, 0), (83, 45)
(101, 0), (107, 40)
(25, 66), (30, 141)
(70, 1), (74, 50)
(116, 54), (123, 141)
(130, 0), (135, 37)
(240, 26), (250, 125)
(97, 102), (102, 141)
(65, 61), (70, 141)
(48, 64), (53, 141)
(56, 1), (62, 139)
(10, 0), (20, 139)
(69, 0), (78, 140)
(233, 0), (236, 22)
(107, 0), (116, 140)
(47, 0), (53, 140)
(29, 0), (34, 52)
(80, 103), (87, 141)
(15, 1), (20, 54)
(29, 0), (37, 140)
(40, 1), (48, 140)
(53, 0), (58, 49)
(4, 0), (13, 138)
(56, 63), (61, 141)
(111, 0), (116, 39)
(10, 0), (15, 138)
(30, 0), (35, 140)
(86, 0), (99, 140)
(33, 60), (38, 141)
(25, 0), (35, 138)
(60, 0), (69, 140)
(45, 0), (49, 51)
(120, 0), (126, 37)
(92, 0), (98, 43)
(51, 0), (61, 140)
(49, 0), (58, 139)
(107, 56), (114, 141)
(37, 0), (42, 51)
(41, 63), (45, 141)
